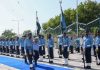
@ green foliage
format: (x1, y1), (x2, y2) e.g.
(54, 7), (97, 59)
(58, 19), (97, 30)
(1, 29), (16, 38)
(23, 30), (32, 36)
(42, 1), (100, 35)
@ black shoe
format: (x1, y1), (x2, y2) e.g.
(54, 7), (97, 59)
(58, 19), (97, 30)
(63, 64), (68, 66)
(11, 55), (14, 57)
(85, 66), (91, 69)
(43, 56), (45, 58)
(30, 67), (35, 70)
(59, 56), (62, 58)
(97, 63), (100, 65)
(49, 61), (53, 64)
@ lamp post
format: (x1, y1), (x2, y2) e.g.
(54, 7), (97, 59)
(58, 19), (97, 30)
(76, 0), (79, 37)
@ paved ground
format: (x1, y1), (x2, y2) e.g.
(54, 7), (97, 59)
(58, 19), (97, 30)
(0, 48), (100, 70)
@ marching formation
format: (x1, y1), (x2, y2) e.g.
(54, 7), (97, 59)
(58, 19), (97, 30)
(0, 29), (100, 70)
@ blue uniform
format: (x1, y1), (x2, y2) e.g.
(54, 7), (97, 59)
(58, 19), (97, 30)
(58, 36), (63, 46)
(83, 35), (93, 64)
(83, 35), (93, 48)
(62, 36), (70, 47)
(47, 37), (54, 48)
(95, 36), (100, 47)
(24, 38), (33, 50)
(19, 38), (25, 47)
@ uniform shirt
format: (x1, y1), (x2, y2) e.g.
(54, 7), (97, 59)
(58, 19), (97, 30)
(33, 42), (39, 51)
(2, 41), (6, 47)
(95, 36), (100, 47)
(6, 41), (9, 47)
(62, 36), (70, 47)
(9, 41), (13, 46)
(58, 36), (63, 45)
(93, 38), (96, 45)
(83, 35), (93, 48)
(47, 37), (54, 48)
(75, 38), (80, 47)
(19, 38), (25, 47)
(24, 38), (33, 50)
(15, 39), (20, 46)
(0, 41), (2, 46)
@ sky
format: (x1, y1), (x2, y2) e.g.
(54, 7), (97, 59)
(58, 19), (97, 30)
(0, 0), (99, 35)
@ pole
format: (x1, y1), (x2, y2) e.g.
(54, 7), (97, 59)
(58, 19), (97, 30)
(76, 0), (79, 37)
(59, 0), (63, 34)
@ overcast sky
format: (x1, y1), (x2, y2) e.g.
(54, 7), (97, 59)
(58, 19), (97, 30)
(0, 0), (99, 35)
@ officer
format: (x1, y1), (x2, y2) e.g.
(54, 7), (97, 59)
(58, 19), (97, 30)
(62, 32), (70, 65)
(95, 29), (100, 65)
(15, 37), (20, 58)
(47, 34), (54, 63)
(9, 38), (14, 57)
(33, 36), (40, 66)
(83, 29), (93, 69)
(5, 38), (10, 56)
(70, 37), (74, 54)
(75, 37), (80, 53)
(57, 35), (63, 58)
(24, 33), (34, 69)
(20, 36), (26, 57)
(0, 38), (2, 54)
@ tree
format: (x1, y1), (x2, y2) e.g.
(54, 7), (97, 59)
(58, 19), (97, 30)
(1, 29), (16, 38)
(23, 30), (32, 36)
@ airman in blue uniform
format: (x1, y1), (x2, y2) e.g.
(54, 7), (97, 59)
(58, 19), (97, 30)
(95, 30), (100, 65)
(62, 32), (70, 65)
(83, 29), (93, 69)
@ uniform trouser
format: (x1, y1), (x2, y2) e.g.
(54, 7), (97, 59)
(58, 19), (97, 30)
(48, 47), (54, 59)
(3, 46), (6, 53)
(16, 46), (20, 55)
(93, 45), (96, 56)
(76, 47), (80, 53)
(21, 47), (25, 55)
(70, 45), (73, 53)
(63, 47), (69, 58)
(6, 46), (9, 53)
(39, 46), (45, 56)
(25, 49), (33, 64)
(10, 45), (14, 54)
(34, 50), (39, 65)
(85, 47), (91, 63)
(97, 46), (100, 60)
(0, 45), (3, 53)
(59, 45), (63, 55)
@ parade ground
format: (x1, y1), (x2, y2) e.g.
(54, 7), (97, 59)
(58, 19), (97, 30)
(0, 48), (100, 70)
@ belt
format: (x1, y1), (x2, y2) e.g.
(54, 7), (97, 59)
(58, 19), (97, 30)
(87, 45), (90, 47)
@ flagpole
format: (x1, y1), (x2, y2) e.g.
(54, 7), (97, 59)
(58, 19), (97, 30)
(76, 0), (79, 37)
(59, 0), (63, 34)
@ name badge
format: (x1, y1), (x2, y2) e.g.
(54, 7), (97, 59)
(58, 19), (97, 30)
(87, 45), (90, 47)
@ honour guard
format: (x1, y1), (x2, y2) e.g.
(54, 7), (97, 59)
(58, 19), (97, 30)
(20, 36), (26, 57)
(9, 38), (14, 57)
(15, 37), (20, 57)
(57, 35), (63, 58)
(83, 29), (93, 69)
(95, 29), (100, 65)
(5, 38), (10, 56)
(24, 33), (34, 69)
(47, 34), (54, 63)
(62, 32), (70, 65)
(75, 37), (80, 53)
(70, 37), (74, 54)
(33, 37), (39, 66)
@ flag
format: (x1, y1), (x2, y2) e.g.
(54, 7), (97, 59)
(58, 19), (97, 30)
(60, 3), (66, 33)
(36, 11), (41, 36)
